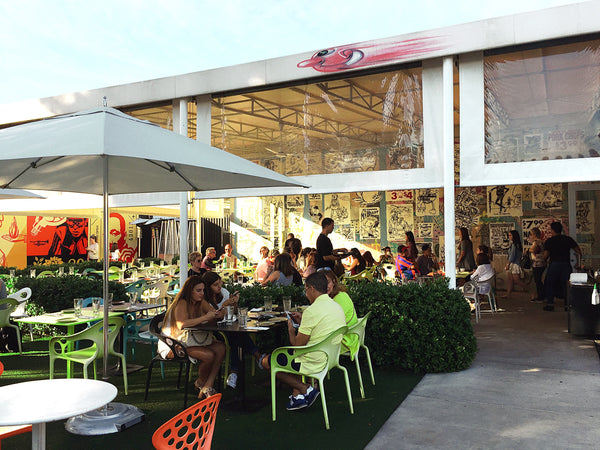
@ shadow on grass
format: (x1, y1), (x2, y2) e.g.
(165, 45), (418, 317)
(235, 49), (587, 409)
(0, 338), (422, 449)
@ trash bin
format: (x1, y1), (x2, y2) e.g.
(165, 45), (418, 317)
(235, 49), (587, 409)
(567, 282), (600, 336)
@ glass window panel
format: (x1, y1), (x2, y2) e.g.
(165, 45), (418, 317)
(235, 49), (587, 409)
(125, 104), (174, 131)
(212, 68), (424, 176)
(484, 39), (600, 164)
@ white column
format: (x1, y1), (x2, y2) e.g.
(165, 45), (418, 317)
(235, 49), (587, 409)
(173, 99), (189, 288)
(442, 56), (456, 288)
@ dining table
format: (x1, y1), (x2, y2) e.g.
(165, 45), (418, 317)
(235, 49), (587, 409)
(0, 378), (117, 450)
(184, 309), (286, 411)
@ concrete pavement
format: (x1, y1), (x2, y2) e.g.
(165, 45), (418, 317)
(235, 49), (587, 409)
(366, 292), (600, 449)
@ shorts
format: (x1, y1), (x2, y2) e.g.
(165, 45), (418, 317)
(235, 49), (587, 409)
(508, 262), (522, 275)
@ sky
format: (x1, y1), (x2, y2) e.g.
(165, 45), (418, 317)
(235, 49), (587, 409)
(0, 0), (585, 104)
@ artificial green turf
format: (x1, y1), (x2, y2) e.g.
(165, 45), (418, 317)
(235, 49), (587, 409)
(0, 339), (422, 449)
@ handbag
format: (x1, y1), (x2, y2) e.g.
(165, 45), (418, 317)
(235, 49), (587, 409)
(179, 329), (213, 347)
(520, 251), (532, 270)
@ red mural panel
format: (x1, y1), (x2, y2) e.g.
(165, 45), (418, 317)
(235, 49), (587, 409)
(27, 216), (89, 264)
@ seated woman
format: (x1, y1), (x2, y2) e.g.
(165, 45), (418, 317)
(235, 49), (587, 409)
(301, 250), (318, 279)
(254, 246), (273, 282)
(378, 246), (395, 264)
(261, 252), (295, 287)
(158, 275), (225, 399)
(471, 252), (494, 282)
(396, 245), (418, 281)
(344, 248), (366, 275)
(323, 270), (359, 355)
(202, 271), (266, 389)
(362, 251), (376, 267)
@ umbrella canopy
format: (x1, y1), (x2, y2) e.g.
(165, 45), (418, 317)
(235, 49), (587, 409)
(0, 107), (308, 380)
(0, 189), (44, 200)
(0, 107), (307, 194)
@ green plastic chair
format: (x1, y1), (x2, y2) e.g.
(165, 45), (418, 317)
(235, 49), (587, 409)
(49, 316), (128, 394)
(0, 298), (22, 353)
(270, 325), (353, 430)
(340, 312), (375, 399)
(36, 270), (55, 278)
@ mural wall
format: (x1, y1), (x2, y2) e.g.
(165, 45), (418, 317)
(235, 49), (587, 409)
(0, 213), (139, 268)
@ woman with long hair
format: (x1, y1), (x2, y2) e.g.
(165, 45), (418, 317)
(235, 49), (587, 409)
(254, 246), (273, 282)
(528, 227), (546, 302)
(261, 252), (295, 286)
(504, 229), (527, 298)
(405, 231), (418, 262)
(158, 276), (225, 399)
(302, 250), (318, 279)
(457, 227), (476, 271)
(344, 248), (366, 275)
(323, 270), (359, 355)
(201, 271), (266, 390)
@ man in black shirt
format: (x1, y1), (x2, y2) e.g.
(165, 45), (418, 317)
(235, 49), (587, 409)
(542, 222), (581, 311)
(316, 217), (339, 270)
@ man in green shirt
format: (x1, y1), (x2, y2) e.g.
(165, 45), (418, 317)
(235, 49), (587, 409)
(259, 272), (346, 410)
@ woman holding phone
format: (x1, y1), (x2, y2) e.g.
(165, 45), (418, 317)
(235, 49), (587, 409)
(201, 272), (267, 389)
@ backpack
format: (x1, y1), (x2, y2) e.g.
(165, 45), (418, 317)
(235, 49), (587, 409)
(520, 251), (532, 270)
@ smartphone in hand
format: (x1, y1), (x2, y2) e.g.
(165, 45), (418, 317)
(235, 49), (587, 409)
(285, 310), (299, 329)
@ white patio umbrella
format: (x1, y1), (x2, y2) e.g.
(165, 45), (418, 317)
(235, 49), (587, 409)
(0, 107), (308, 381)
(0, 189), (44, 199)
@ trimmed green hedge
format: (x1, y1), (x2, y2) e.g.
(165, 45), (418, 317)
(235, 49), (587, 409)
(228, 277), (476, 373)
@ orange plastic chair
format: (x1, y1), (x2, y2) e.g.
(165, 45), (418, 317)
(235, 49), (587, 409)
(0, 361), (33, 449)
(152, 393), (221, 450)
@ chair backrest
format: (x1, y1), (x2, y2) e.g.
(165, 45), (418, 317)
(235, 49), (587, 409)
(347, 311), (371, 349)
(81, 297), (103, 308)
(381, 264), (396, 280)
(8, 288), (32, 316)
(0, 360), (3, 376)
(149, 312), (190, 362)
(73, 316), (125, 353)
(152, 393), (221, 450)
(37, 270), (55, 278)
(0, 298), (19, 327)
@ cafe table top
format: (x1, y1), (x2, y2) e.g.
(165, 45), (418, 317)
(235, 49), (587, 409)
(0, 378), (117, 450)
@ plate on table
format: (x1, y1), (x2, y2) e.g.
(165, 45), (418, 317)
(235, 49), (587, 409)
(270, 317), (288, 323)
(61, 309), (75, 314)
(112, 306), (130, 312)
(112, 301), (125, 305)
(57, 317), (78, 323)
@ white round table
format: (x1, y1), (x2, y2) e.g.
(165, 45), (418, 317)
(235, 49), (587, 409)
(0, 378), (117, 449)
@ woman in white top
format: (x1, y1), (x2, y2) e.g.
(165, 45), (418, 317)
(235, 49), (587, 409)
(254, 246), (273, 282)
(158, 275), (225, 399)
(471, 252), (494, 282)
(86, 235), (99, 261)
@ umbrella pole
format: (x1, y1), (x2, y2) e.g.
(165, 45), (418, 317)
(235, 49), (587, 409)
(103, 156), (110, 380)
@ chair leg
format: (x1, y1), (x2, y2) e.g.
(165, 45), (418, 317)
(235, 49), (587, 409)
(120, 354), (128, 395)
(318, 377), (330, 430)
(271, 369), (278, 422)
(363, 346), (375, 385)
(176, 363), (183, 389)
(339, 366), (354, 414)
(354, 354), (365, 399)
(144, 360), (156, 401)
(183, 361), (190, 409)
(28, 324), (34, 342)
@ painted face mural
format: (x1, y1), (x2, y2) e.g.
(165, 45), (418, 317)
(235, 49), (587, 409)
(109, 212), (138, 263)
(297, 36), (446, 73)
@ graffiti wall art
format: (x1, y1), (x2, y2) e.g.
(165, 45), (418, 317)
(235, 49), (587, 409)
(532, 184), (563, 210)
(487, 185), (523, 217)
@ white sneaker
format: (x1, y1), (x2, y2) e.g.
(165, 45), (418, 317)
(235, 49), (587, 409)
(226, 372), (237, 389)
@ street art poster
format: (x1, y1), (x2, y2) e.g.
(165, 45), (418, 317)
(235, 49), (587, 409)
(416, 189), (439, 216)
(387, 203), (413, 241)
(386, 190), (414, 203)
(325, 150), (379, 173)
(359, 207), (380, 239)
(0, 215), (27, 267)
(532, 184), (563, 210)
(418, 223), (433, 240)
(308, 194), (323, 224)
(237, 197), (262, 230)
(285, 195), (304, 211)
(455, 188), (480, 228)
(338, 225), (355, 241)
(261, 196), (284, 231)
(27, 216), (89, 265)
(324, 193), (351, 225)
(522, 217), (556, 244)
(352, 191), (383, 207)
(489, 223), (513, 255)
(576, 200), (594, 234)
(487, 185), (523, 217)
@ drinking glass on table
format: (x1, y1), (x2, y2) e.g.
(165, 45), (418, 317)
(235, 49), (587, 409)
(140, 261), (145, 269)
(237, 274), (244, 285)
(9, 269), (15, 278)
(127, 291), (138, 308)
(264, 296), (272, 313)
(68, 266), (75, 275)
(282, 296), (292, 312)
(107, 293), (113, 311)
(30, 269), (36, 278)
(92, 298), (101, 316)
(58, 266), (64, 276)
(74, 298), (83, 317)
(238, 307), (248, 328)
(224, 305), (234, 324)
